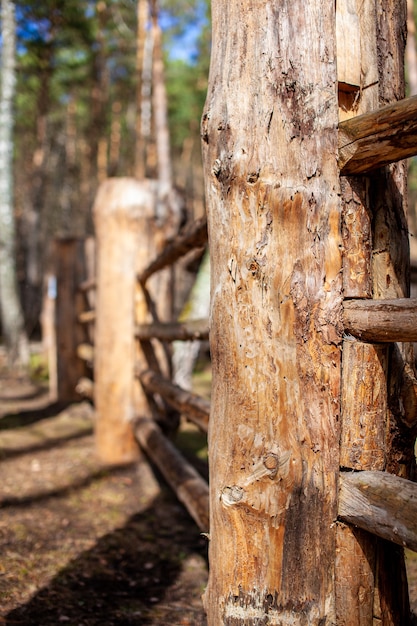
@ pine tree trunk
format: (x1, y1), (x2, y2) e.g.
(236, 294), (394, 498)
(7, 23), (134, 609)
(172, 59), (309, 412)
(0, 0), (29, 369)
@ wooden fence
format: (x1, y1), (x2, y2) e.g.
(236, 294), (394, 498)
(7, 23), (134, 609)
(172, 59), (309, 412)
(51, 96), (417, 607)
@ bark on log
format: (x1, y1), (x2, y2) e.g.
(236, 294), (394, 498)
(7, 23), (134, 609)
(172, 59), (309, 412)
(339, 471), (417, 552)
(138, 369), (209, 432)
(138, 216), (207, 284)
(135, 417), (209, 531)
(339, 95), (417, 174)
(343, 298), (417, 342)
(202, 1), (343, 622)
(135, 318), (209, 342)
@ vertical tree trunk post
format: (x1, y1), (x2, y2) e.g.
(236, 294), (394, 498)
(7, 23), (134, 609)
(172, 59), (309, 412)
(55, 238), (89, 403)
(202, 1), (412, 624)
(93, 177), (160, 464)
(202, 2), (342, 622)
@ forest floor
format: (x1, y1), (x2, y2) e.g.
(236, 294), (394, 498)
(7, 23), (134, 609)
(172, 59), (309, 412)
(0, 365), (416, 625)
(0, 372), (209, 626)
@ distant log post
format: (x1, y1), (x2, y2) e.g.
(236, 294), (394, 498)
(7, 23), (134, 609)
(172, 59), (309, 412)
(202, 0), (413, 624)
(93, 178), (162, 464)
(55, 239), (89, 403)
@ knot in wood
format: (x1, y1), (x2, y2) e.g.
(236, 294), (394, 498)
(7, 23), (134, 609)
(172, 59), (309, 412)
(221, 485), (244, 507)
(263, 453), (279, 476)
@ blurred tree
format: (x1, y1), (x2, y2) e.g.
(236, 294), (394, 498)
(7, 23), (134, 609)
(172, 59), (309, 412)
(0, 0), (29, 368)
(5, 0), (210, 340)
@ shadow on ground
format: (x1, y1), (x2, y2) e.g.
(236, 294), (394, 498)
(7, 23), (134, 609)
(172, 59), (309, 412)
(4, 491), (208, 626)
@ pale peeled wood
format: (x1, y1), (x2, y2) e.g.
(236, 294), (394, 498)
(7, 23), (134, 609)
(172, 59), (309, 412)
(93, 178), (160, 464)
(340, 339), (389, 471)
(138, 369), (209, 432)
(340, 177), (372, 298)
(343, 298), (417, 342)
(336, 0), (361, 89)
(76, 342), (94, 364)
(339, 471), (417, 552)
(135, 417), (209, 531)
(339, 95), (417, 174)
(337, 0), (378, 121)
(202, 2), (343, 622)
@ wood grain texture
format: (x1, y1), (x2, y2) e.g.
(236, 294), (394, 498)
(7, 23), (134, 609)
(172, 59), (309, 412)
(339, 471), (417, 552)
(202, 1), (342, 622)
(339, 95), (417, 174)
(343, 297), (417, 342)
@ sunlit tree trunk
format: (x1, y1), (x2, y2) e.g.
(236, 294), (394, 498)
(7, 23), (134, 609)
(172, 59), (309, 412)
(202, 1), (412, 624)
(0, 0), (29, 369)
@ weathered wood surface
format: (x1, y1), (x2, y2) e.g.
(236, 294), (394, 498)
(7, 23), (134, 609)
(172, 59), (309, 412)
(138, 369), (209, 432)
(339, 471), (417, 552)
(340, 177), (373, 298)
(340, 339), (389, 471)
(135, 318), (209, 342)
(339, 95), (417, 174)
(337, 0), (378, 122)
(93, 178), (160, 464)
(202, 1), (343, 623)
(338, 2), (413, 623)
(135, 417), (209, 531)
(343, 298), (417, 342)
(138, 216), (207, 284)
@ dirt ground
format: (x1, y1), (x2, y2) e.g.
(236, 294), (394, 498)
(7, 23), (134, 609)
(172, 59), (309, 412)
(0, 373), (416, 625)
(0, 376), (209, 626)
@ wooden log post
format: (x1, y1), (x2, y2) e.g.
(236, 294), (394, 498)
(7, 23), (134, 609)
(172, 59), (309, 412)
(202, 2), (343, 623)
(55, 238), (89, 403)
(202, 1), (414, 624)
(336, 1), (415, 624)
(93, 178), (162, 464)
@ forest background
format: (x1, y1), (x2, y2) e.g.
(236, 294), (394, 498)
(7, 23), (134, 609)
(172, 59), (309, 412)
(2, 0), (417, 366)
(0, 0), (210, 365)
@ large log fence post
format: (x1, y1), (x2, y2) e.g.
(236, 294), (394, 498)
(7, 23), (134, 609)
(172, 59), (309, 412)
(93, 177), (162, 464)
(202, 1), (414, 624)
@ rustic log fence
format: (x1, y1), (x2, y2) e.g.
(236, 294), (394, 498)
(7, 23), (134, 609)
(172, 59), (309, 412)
(51, 95), (417, 621)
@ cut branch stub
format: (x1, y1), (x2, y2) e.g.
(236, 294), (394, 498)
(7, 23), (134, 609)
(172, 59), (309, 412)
(339, 95), (417, 174)
(343, 297), (417, 342)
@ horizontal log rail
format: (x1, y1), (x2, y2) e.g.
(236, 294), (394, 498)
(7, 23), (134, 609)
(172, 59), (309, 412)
(76, 377), (94, 399)
(138, 369), (209, 433)
(78, 277), (96, 293)
(134, 417), (209, 531)
(137, 216), (208, 285)
(78, 310), (96, 324)
(135, 319), (209, 342)
(76, 343), (94, 364)
(343, 297), (417, 342)
(338, 471), (417, 553)
(339, 94), (417, 175)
